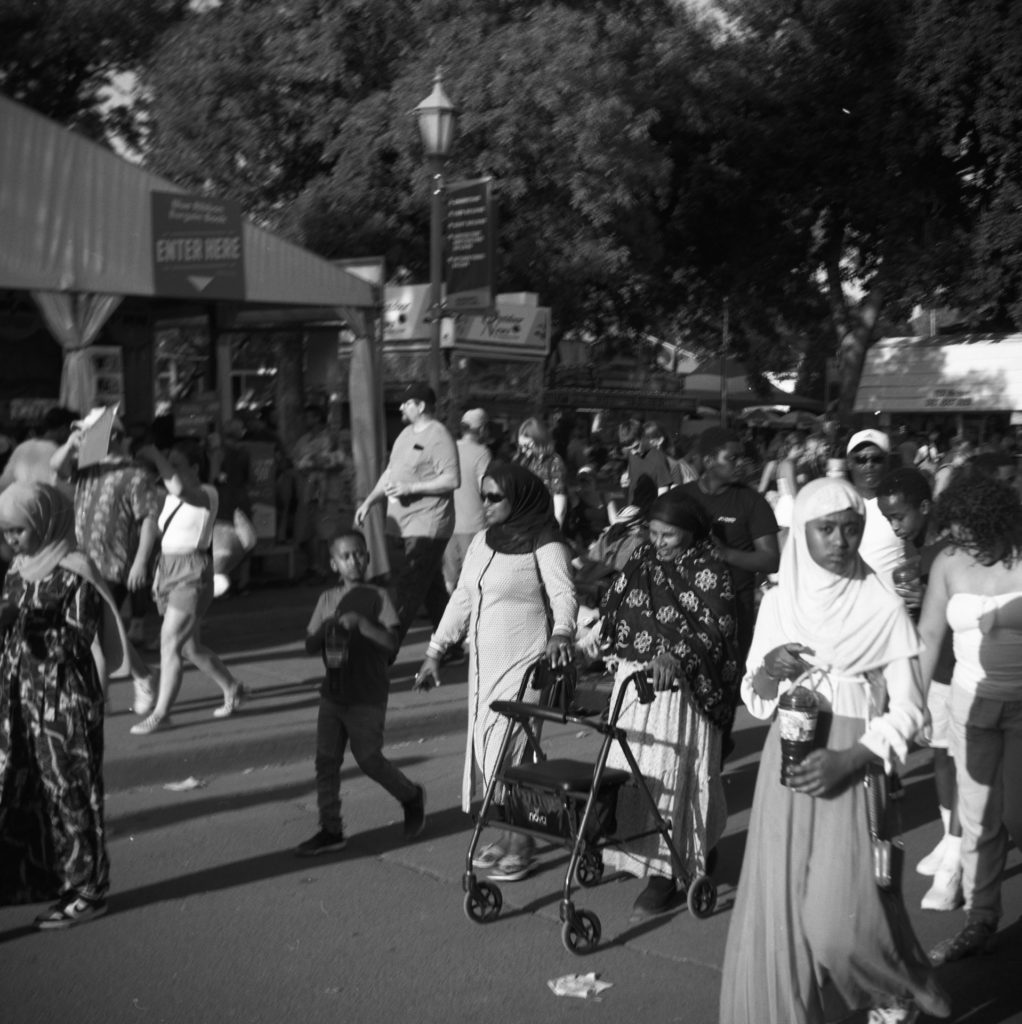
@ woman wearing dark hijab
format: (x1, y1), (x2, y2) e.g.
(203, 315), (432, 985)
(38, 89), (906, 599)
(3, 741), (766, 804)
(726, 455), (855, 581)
(414, 463), (577, 880)
(599, 490), (739, 919)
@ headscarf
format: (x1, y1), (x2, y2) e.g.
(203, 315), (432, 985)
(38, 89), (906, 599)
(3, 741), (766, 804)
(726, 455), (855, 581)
(757, 476), (919, 675)
(647, 489), (711, 538)
(483, 462), (564, 555)
(600, 532), (739, 729)
(0, 481), (129, 677)
(0, 482), (76, 581)
(604, 473), (658, 545)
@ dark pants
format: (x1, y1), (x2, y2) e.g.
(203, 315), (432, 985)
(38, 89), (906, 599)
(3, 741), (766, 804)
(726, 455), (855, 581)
(314, 699), (417, 833)
(721, 590), (757, 760)
(393, 535), (451, 644)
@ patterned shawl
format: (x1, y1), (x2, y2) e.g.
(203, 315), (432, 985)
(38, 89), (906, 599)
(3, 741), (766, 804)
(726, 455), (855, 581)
(600, 538), (739, 729)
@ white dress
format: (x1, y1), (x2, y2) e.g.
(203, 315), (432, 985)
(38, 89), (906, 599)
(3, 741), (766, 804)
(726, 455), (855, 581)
(431, 534), (577, 811)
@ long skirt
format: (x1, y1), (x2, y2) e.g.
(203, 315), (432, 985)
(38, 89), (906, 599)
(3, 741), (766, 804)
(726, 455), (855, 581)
(602, 660), (725, 881)
(719, 714), (948, 1024)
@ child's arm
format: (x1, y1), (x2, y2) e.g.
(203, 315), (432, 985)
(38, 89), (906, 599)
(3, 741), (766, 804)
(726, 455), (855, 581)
(336, 611), (399, 660)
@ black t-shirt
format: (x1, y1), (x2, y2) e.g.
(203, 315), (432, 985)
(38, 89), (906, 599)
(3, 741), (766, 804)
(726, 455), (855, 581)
(306, 581), (399, 705)
(678, 481), (778, 597)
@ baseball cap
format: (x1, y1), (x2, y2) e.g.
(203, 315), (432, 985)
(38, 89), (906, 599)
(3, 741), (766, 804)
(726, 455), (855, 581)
(402, 382), (436, 406)
(846, 428), (891, 455)
(461, 408), (487, 431)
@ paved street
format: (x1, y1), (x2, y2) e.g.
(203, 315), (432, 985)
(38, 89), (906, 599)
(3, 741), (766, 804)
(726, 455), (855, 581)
(1, 579), (1021, 1024)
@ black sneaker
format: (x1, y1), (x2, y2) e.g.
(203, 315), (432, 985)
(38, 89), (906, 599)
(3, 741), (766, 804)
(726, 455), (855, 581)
(403, 784), (427, 839)
(295, 828), (347, 857)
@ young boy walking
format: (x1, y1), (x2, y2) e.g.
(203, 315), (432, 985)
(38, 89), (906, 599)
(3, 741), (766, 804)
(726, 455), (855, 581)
(296, 530), (426, 855)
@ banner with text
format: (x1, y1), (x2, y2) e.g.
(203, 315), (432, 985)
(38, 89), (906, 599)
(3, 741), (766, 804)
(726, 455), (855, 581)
(445, 178), (495, 314)
(152, 192), (246, 300)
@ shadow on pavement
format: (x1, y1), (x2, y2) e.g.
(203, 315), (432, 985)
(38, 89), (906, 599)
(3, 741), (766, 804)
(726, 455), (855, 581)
(105, 804), (474, 915)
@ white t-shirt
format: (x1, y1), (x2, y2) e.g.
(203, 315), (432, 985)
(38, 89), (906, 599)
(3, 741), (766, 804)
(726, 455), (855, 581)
(859, 496), (907, 588)
(159, 485), (218, 554)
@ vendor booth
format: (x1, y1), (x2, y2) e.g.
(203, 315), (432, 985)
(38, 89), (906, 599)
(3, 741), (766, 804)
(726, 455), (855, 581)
(0, 94), (390, 572)
(854, 333), (1022, 435)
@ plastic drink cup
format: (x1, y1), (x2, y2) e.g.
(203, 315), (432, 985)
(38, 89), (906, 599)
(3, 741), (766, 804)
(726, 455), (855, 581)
(324, 622), (350, 695)
(778, 684), (820, 786)
(892, 557), (921, 587)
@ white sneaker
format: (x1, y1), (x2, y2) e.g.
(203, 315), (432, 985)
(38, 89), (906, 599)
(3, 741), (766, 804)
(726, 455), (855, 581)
(921, 864), (963, 911)
(915, 834), (948, 876)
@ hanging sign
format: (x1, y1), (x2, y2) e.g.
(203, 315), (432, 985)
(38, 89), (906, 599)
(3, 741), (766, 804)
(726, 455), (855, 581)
(445, 177), (495, 314)
(152, 192), (246, 300)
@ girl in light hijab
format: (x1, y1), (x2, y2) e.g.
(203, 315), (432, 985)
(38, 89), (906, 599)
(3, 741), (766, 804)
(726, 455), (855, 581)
(0, 483), (128, 929)
(720, 478), (949, 1024)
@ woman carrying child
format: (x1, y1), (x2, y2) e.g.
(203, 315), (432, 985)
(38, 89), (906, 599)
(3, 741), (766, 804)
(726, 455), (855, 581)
(0, 482), (128, 928)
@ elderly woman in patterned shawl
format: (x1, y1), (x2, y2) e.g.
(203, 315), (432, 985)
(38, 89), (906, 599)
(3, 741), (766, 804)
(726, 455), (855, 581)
(599, 489), (738, 920)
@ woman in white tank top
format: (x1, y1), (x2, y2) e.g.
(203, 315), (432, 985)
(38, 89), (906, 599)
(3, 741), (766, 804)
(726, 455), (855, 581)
(918, 471), (1022, 965)
(129, 439), (244, 735)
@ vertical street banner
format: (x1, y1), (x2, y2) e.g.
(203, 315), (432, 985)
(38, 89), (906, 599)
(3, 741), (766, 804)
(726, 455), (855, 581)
(152, 192), (246, 300)
(445, 177), (495, 314)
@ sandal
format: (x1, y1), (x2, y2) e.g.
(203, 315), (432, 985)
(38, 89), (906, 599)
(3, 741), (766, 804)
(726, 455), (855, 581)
(471, 843), (506, 870)
(35, 895), (108, 930)
(130, 712), (170, 735)
(213, 683), (245, 719)
(487, 852), (536, 882)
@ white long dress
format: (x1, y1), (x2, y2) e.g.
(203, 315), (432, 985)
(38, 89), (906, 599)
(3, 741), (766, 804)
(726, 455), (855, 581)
(430, 534), (577, 812)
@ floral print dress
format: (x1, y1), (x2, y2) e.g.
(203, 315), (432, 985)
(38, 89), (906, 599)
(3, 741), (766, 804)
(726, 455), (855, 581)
(0, 566), (108, 904)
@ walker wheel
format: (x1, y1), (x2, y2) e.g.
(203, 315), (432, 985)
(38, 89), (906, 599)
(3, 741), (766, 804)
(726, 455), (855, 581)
(576, 851), (604, 888)
(687, 874), (717, 918)
(561, 910), (601, 954)
(464, 881), (502, 924)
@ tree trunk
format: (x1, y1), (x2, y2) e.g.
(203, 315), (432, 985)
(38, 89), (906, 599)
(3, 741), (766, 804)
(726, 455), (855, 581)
(834, 287), (883, 425)
(820, 227), (883, 425)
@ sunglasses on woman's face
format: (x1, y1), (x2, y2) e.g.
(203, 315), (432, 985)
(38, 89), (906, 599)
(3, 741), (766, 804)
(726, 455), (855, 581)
(851, 454), (886, 466)
(480, 491), (506, 504)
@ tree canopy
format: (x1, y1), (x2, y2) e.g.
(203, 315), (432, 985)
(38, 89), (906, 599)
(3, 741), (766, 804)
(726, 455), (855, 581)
(7, 0), (1022, 414)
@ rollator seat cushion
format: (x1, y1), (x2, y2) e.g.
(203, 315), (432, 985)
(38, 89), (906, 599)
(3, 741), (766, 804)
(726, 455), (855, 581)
(501, 758), (630, 795)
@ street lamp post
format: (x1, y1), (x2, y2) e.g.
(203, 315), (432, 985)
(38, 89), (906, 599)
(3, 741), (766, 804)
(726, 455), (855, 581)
(415, 69), (457, 401)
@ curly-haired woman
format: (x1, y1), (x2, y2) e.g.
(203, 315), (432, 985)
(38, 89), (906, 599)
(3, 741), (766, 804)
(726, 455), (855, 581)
(917, 473), (1022, 964)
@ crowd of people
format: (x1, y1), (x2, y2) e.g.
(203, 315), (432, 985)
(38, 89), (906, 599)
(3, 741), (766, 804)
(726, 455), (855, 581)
(2, 396), (1021, 1024)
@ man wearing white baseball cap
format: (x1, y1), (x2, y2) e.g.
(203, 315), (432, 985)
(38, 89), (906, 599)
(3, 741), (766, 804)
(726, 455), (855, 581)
(846, 428), (908, 588)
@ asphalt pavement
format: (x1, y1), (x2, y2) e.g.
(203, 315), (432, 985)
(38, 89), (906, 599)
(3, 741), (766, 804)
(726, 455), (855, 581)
(1, 578), (1020, 1024)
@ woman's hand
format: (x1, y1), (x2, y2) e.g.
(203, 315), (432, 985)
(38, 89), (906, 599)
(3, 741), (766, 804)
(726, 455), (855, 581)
(763, 643), (815, 681)
(545, 635), (573, 667)
(785, 746), (867, 796)
(413, 655), (441, 692)
(650, 651), (680, 692)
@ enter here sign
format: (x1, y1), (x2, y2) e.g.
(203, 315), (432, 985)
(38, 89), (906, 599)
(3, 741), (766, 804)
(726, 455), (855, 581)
(151, 192), (246, 300)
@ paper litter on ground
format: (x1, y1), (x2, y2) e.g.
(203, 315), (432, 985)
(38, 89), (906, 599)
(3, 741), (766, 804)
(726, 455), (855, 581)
(547, 973), (613, 1000)
(163, 777), (206, 791)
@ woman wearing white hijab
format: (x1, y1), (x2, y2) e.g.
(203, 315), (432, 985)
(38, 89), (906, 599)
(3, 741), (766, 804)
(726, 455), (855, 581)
(720, 478), (948, 1024)
(0, 483), (128, 929)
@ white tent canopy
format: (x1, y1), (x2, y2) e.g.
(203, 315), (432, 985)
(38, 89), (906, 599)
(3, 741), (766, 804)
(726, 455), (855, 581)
(0, 93), (375, 308)
(855, 334), (1022, 414)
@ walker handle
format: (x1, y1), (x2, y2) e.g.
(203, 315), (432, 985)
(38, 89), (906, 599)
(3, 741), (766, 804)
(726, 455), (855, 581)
(629, 671), (655, 705)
